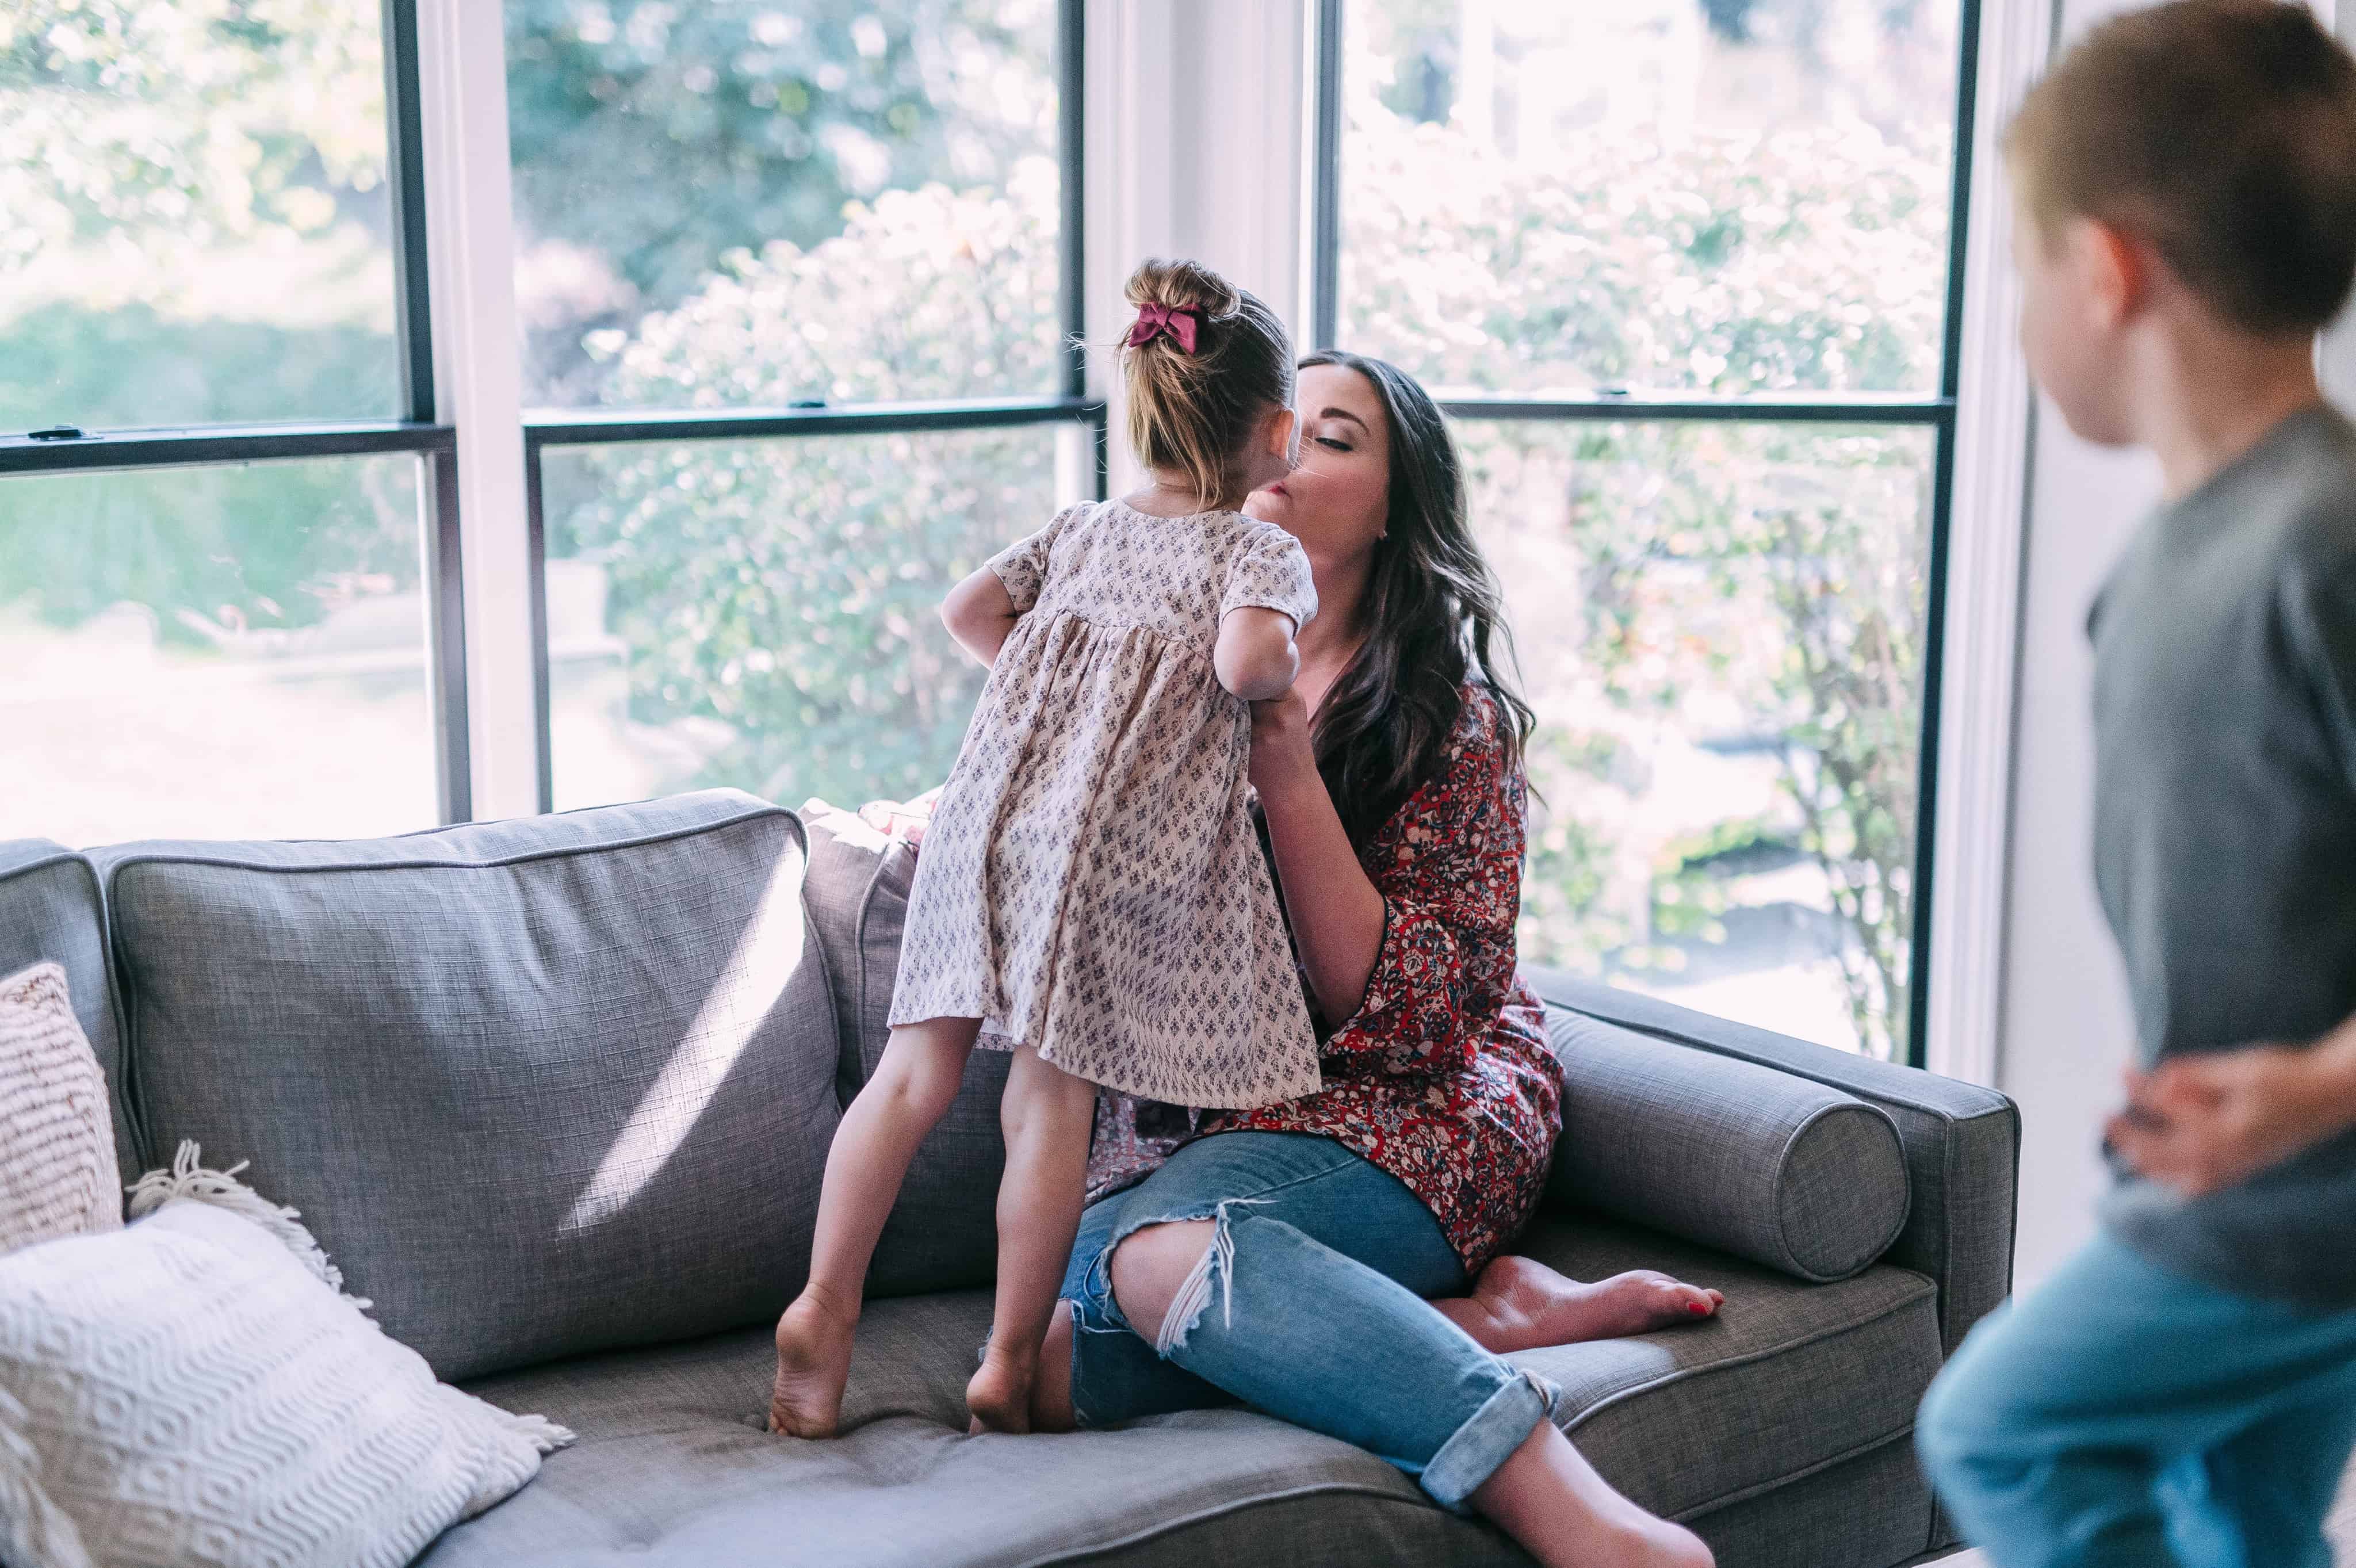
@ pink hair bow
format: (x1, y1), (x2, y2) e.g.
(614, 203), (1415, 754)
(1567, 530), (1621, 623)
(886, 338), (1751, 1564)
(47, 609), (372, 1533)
(1126, 301), (1199, 354)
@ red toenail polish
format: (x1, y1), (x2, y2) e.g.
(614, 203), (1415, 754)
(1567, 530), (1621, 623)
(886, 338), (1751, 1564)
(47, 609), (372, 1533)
(1689, 1302), (1708, 1315)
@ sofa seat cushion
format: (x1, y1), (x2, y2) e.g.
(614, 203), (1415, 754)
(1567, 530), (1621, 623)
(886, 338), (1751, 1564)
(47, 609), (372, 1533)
(426, 1217), (1940, 1566)
(95, 793), (839, 1384)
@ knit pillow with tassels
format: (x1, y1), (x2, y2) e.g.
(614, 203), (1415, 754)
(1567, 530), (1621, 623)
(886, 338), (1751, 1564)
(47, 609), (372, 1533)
(0, 1142), (575, 1568)
(0, 962), (122, 1255)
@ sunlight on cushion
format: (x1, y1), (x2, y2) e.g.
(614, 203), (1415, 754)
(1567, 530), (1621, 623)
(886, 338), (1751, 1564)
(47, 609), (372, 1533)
(561, 854), (808, 1233)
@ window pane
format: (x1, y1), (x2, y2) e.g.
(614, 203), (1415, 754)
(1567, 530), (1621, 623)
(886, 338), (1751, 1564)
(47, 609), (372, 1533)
(506, 1), (1061, 410)
(1, 457), (439, 845)
(1343, 0), (1960, 397)
(1472, 419), (1931, 1058)
(544, 424), (1068, 810)
(0, 3), (401, 430)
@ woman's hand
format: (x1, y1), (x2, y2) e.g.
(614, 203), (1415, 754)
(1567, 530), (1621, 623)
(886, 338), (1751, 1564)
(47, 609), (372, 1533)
(2106, 1028), (2356, 1197)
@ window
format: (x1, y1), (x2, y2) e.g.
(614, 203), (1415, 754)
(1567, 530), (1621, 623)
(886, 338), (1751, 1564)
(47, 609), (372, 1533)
(1, 458), (442, 843)
(1317, 0), (1978, 1061)
(540, 424), (1065, 811)
(507, 0), (1095, 813)
(1, 2), (463, 844)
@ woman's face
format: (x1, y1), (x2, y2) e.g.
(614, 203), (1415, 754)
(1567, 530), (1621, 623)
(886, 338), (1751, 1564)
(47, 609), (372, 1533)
(1246, 364), (1389, 565)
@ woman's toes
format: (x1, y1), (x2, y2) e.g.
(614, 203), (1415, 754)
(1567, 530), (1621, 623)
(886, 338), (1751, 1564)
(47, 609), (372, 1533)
(1594, 1270), (1722, 1334)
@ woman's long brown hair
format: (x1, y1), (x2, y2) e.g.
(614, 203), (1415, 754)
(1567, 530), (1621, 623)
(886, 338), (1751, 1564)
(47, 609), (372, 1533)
(1297, 351), (1536, 847)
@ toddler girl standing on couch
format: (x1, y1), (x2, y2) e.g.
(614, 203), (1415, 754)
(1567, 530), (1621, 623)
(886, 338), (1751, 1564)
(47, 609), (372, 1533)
(771, 258), (1323, 1437)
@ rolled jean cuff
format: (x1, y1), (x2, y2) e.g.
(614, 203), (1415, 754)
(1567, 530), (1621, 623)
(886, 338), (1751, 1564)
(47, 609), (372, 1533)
(1419, 1368), (1556, 1512)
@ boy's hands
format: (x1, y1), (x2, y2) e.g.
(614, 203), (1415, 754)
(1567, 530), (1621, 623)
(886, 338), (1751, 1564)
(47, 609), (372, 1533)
(2106, 1031), (2356, 1197)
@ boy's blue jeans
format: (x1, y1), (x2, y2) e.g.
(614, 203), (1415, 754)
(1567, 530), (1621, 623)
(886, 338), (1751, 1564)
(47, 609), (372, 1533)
(1918, 1230), (2356, 1568)
(1056, 1130), (1555, 1510)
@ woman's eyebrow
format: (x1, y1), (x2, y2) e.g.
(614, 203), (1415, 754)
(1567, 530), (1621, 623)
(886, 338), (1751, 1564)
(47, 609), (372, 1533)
(1318, 407), (1372, 431)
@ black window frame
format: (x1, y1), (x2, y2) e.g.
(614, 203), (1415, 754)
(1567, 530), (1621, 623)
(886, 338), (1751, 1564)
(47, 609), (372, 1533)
(518, 0), (1107, 814)
(1309, 0), (1985, 1068)
(0, 0), (472, 825)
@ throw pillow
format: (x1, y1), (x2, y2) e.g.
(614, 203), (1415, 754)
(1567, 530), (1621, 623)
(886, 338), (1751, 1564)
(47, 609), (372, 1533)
(0, 962), (123, 1255)
(0, 1142), (573, 1568)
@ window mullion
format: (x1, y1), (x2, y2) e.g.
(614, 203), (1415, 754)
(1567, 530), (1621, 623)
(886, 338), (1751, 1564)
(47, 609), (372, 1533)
(415, 0), (537, 823)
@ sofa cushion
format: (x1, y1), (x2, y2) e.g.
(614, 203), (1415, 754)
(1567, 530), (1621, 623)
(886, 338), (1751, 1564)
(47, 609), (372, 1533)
(95, 792), (839, 1382)
(427, 1215), (1941, 1566)
(0, 842), (136, 1187)
(800, 804), (1005, 1295)
(1547, 1012), (1911, 1282)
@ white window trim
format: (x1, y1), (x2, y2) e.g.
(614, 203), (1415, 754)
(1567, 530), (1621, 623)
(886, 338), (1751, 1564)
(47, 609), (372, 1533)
(415, 0), (537, 823)
(1923, 0), (2049, 1085)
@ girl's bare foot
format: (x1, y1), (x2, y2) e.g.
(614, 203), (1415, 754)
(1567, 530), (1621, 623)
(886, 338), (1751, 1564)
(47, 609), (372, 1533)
(966, 1344), (1038, 1435)
(1448, 1256), (1724, 1354)
(770, 1287), (858, 1438)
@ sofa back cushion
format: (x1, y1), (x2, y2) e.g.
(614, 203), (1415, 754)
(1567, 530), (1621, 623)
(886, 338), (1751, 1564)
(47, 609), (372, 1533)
(95, 792), (838, 1382)
(800, 805), (1004, 1294)
(0, 842), (137, 1189)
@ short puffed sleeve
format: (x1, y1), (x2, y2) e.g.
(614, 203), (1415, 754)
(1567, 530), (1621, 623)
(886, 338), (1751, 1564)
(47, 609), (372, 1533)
(986, 503), (1091, 612)
(1218, 523), (1319, 632)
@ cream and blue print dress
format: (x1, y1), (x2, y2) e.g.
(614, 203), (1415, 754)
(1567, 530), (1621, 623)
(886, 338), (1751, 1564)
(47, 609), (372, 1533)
(888, 499), (1323, 1109)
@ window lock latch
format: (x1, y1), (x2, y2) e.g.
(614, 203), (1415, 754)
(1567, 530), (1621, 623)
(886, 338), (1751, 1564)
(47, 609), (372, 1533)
(26, 426), (88, 441)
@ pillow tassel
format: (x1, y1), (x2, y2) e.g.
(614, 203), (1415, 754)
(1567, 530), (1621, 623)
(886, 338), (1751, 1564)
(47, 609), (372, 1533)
(0, 1383), (98, 1568)
(506, 1410), (578, 1454)
(126, 1141), (373, 1310)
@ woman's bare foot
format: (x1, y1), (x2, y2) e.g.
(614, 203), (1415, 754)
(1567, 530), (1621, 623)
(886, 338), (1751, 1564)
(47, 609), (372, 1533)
(1444, 1256), (1724, 1355)
(966, 1344), (1038, 1435)
(770, 1286), (858, 1438)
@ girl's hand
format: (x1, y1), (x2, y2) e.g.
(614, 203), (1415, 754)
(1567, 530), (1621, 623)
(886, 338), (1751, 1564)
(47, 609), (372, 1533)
(1247, 687), (1313, 796)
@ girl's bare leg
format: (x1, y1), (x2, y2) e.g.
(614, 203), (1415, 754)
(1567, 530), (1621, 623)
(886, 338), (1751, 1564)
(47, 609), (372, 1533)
(967, 1046), (1099, 1433)
(771, 1016), (981, 1437)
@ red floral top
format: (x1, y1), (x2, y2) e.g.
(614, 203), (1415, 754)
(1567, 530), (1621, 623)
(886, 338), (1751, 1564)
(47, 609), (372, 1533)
(1081, 684), (1562, 1276)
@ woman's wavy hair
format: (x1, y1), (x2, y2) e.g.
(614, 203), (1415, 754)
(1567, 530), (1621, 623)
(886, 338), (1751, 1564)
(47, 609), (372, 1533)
(1298, 351), (1536, 846)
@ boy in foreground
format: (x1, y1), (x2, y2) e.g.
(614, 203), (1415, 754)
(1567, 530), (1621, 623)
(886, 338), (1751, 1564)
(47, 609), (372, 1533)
(1915, 4), (2356, 1565)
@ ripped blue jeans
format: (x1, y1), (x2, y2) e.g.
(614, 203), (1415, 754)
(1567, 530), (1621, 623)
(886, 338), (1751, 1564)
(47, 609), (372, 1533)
(1058, 1130), (1555, 1510)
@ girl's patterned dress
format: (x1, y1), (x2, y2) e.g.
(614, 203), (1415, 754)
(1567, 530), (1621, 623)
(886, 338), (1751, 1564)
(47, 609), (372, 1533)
(889, 499), (1325, 1110)
(1085, 685), (1562, 1275)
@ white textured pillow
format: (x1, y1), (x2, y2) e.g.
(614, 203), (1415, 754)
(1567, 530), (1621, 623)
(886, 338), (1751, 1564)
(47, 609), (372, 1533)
(0, 962), (123, 1254)
(0, 1144), (574, 1568)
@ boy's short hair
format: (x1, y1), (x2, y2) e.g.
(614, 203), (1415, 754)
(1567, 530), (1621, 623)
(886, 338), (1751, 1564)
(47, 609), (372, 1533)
(2006, 0), (2356, 334)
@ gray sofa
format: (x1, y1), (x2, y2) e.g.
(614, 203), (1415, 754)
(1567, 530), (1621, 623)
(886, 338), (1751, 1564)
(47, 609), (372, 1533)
(0, 789), (2017, 1567)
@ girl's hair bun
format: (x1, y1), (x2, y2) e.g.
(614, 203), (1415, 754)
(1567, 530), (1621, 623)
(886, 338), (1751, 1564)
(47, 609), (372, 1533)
(1116, 257), (1293, 506)
(1126, 258), (1244, 322)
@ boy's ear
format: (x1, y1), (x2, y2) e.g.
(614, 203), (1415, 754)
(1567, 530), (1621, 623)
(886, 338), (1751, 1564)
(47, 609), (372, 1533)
(2078, 216), (2154, 328)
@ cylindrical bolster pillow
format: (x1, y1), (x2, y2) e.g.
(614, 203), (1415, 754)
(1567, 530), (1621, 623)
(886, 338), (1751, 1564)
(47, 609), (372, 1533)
(1546, 1012), (1911, 1282)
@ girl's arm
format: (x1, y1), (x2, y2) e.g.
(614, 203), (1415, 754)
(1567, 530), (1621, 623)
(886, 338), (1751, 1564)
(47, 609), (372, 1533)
(1247, 688), (1384, 1021)
(1214, 608), (1302, 702)
(941, 565), (1022, 668)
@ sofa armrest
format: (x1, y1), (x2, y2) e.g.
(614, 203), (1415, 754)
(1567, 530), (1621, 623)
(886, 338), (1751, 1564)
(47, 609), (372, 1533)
(1528, 969), (2020, 1356)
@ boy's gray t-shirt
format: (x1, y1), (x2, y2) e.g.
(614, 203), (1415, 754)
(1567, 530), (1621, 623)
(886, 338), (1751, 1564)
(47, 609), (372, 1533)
(2090, 403), (2356, 1309)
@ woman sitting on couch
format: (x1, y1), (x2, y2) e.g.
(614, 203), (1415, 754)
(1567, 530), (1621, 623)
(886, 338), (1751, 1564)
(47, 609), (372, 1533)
(788, 353), (1726, 1568)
